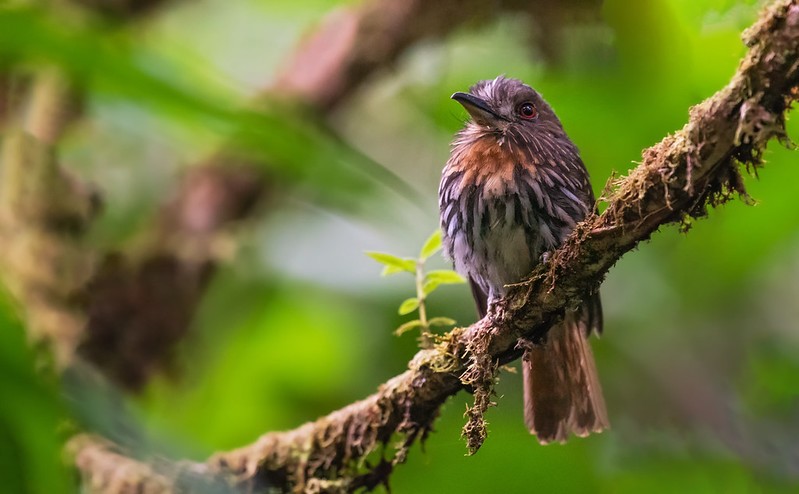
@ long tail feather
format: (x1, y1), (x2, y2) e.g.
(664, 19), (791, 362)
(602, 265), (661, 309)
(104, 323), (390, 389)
(523, 306), (608, 444)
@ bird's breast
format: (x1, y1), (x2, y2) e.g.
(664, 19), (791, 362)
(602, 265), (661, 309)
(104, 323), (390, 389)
(439, 137), (550, 296)
(447, 134), (535, 196)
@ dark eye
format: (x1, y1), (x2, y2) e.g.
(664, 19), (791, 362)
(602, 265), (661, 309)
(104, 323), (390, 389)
(517, 102), (537, 120)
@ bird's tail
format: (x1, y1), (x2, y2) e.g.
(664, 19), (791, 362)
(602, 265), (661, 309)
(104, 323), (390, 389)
(523, 303), (608, 444)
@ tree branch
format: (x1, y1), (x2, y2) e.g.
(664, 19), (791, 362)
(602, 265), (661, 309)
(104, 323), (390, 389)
(0, 130), (99, 367)
(67, 0), (799, 492)
(23, 67), (82, 145)
(271, 0), (601, 110)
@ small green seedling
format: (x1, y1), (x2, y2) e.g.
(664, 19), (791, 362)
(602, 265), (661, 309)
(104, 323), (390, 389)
(366, 230), (465, 347)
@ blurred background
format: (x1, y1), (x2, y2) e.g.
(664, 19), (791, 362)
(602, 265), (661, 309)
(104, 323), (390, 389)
(1, 0), (798, 492)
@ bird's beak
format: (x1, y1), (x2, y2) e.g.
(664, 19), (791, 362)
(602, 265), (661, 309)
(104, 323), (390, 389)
(451, 92), (502, 125)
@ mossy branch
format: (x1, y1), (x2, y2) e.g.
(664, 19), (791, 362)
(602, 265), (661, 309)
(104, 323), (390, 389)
(0, 131), (99, 366)
(65, 1), (799, 492)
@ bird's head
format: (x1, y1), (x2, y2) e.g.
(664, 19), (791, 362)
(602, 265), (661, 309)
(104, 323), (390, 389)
(451, 76), (561, 133)
(447, 76), (586, 191)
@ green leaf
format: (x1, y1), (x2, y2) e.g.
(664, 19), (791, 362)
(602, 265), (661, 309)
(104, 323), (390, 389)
(419, 230), (443, 260)
(398, 297), (420, 315)
(394, 319), (423, 336)
(423, 270), (466, 295)
(428, 317), (457, 327)
(422, 280), (440, 296)
(0, 297), (71, 494)
(366, 252), (416, 274)
(381, 265), (405, 276)
(424, 270), (466, 285)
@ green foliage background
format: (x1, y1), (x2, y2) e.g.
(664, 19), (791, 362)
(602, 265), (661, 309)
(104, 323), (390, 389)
(1, 0), (799, 492)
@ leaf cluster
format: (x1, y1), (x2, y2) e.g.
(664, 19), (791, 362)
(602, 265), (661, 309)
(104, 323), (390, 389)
(366, 231), (465, 345)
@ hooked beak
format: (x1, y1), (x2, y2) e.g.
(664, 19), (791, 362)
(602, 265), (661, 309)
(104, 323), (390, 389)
(451, 92), (502, 125)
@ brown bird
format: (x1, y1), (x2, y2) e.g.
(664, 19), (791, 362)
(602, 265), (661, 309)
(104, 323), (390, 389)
(439, 76), (608, 444)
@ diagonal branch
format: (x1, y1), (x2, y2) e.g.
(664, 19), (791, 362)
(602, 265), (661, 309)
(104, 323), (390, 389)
(272, 0), (602, 111)
(68, 0), (799, 492)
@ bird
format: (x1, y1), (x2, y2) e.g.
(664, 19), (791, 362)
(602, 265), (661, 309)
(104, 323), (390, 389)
(438, 75), (608, 444)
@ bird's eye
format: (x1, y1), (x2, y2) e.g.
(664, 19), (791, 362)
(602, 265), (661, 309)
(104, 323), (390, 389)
(517, 102), (537, 120)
